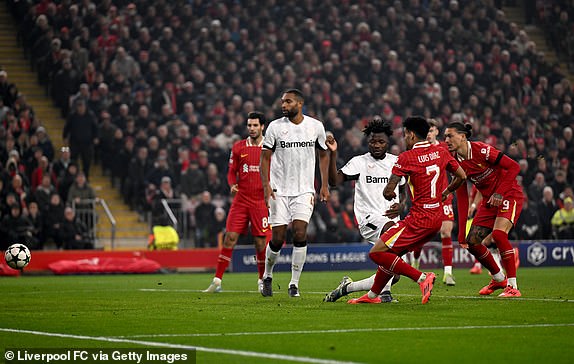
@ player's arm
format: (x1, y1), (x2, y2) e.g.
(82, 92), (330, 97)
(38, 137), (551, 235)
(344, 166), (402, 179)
(260, 148), (274, 208)
(489, 153), (520, 207)
(442, 166), (466, 202)
(326, 134), (346, 187)
(318, 148), (330, 202)
(227, 145), (239, 195)
(383, 174), (401, 201)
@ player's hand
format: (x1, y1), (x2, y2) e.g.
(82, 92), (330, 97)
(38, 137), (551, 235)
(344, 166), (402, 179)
(487, 193), (503, 207)
(320, 185), (330, 202)
(384, 202), (403, 219)
(230, 184), (239, 196)
(263, 184), (275, 208)
(468, 203), (477, 217)
(383, 190), (396, 201)
(325, 132), (337, 152)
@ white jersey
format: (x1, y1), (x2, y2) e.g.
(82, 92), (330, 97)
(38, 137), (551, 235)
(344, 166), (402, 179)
(340, 152), (404, 228)
(263, 115), (327, 196)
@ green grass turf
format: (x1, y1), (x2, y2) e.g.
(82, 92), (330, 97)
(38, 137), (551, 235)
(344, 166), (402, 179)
(1, 267), (574, 364)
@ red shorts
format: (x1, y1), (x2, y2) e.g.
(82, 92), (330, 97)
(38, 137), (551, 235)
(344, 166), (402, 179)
(380, 214), (442, 255)
(472, 189), (524, 228)
(441, 202), (454, 221)
(226, 200), (271, 237)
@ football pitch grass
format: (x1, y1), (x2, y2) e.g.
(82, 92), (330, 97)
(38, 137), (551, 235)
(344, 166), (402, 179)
(1, 267), (574, 364)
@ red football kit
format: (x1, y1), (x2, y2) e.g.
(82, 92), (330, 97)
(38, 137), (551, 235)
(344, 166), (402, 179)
(435, 140), (454, 221)
(380, 141), (460, 254)
(454, 141), (523, 233)
(226, 137), (270, 237)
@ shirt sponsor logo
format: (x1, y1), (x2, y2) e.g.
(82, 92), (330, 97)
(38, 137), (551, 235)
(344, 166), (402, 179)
(279, 140), (315, 148)
(365, 176), (389, 183)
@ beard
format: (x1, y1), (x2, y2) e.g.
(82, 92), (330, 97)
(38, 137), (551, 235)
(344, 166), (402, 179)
(282, 108), (298, 118)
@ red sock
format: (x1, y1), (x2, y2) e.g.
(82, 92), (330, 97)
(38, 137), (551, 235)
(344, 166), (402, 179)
(370, 251), (422, 282)
(468, 243), (501, 275)
(371, 266), (393, 294)
(492, 229), (517, 279)
(256, 249), (266, 279)
(215, 247), (233, 279)
(441, 237), (453, 266)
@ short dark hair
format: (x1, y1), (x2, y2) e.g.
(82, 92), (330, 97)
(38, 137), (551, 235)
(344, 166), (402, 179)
(403, 115), (430, 139)
(247, 111), (266, 126)
(446, 121), (473, 138)
(363, 116), (392, 138)
(283, 88), (304, 102)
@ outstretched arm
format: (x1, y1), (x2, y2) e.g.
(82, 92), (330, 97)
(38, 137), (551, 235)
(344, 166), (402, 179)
(383, 174), (402, 201)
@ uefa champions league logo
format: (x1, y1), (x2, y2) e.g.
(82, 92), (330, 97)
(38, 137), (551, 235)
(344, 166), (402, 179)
(527, 242), (547, 266)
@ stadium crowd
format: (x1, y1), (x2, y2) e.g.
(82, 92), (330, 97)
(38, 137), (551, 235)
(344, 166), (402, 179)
(1, 0), (574, 249)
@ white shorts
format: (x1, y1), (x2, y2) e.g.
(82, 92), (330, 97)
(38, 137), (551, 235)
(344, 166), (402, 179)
(359, 214), (399, 244)
(269, 193), (315, 226)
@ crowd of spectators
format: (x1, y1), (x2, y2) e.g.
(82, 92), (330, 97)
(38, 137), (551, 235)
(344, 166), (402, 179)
(3, 0), (574, 247)
(539, 1), (574, 73)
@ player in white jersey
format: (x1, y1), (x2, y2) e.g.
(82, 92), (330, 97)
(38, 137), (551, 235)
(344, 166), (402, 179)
(260, 89), (330, 297)
(324, 117), (406, 303)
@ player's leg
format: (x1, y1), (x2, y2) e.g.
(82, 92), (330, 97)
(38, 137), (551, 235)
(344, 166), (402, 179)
(350, 220), (437, 304)
(286, 193), (314, 297)
(250, 205), (271, 293)
(289, 219), (309, 297)
(204, 231), (239, 293)
(492, 217), (521, 297)
(205, 202), (249, 293)
(410, 247), (421, 270)
(440, 220), (455, 286)
(466, 224), (507, 295)
(262, 196), (290, 296)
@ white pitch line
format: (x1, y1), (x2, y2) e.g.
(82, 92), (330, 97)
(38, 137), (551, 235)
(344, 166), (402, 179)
(116, 323), (574, 339)
(138, 288), (574, 303)
(0, 328), (360, 364)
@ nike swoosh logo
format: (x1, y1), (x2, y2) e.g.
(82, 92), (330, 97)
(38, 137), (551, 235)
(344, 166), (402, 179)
(261, 228), (269, 232)
(241, 154), (249, 157)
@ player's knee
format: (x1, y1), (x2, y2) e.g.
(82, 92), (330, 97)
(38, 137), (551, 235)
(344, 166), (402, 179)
(292, 231), (307, 243)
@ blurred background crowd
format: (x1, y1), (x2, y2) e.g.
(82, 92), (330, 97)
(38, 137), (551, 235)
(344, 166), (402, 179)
(1, 0), (573, 249)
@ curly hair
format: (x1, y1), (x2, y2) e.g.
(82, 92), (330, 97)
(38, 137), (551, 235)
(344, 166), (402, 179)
(363, 116), (392, 138)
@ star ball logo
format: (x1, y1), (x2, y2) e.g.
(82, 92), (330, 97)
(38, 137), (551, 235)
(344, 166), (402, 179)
(527, 242), (547, 266)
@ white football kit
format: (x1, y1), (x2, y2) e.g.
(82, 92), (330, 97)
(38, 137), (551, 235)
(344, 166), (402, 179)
(263, 115), (327, 225)
(340, 152), (404, 243)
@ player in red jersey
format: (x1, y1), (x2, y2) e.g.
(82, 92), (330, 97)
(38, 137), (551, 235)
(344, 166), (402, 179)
(204, 111), (271, 293)
(444, 122), (523, 297)
(348, 116), (466, 305)
(410, 119), (457, 286)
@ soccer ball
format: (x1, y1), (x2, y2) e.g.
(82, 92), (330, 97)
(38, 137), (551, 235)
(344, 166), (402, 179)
(4, 244), (31, 270)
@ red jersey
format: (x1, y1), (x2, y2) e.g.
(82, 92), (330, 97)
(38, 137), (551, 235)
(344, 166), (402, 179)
(433, 140), (454, 205)
(393, 141), (460, 220)
(227, 137), (265, 206)
(455, 141), (521, 199)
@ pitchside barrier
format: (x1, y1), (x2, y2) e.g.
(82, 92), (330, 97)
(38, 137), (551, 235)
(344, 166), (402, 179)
(231, 240), (574, 272)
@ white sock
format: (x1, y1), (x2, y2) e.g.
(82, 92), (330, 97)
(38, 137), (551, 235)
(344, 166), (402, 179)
(382, 277), (393, 292)
(507, 277), (517, 289)
(289, 245), (307, 287)
(417, 273), (427, 283)
(347, 274), (375, 293)
(264, 244), (280, 279)
(492, 271), (505, 282)
(212, 277), (221, 285)
(367, 290), (378, 299)
(444, 266), (452, 275)
(491, 249), (503, 271)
